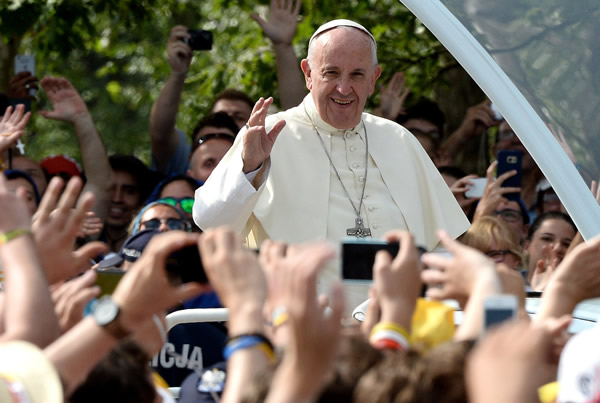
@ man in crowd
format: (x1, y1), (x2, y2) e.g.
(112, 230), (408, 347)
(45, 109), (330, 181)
(149, 26), (253, 178)
(193, 20), (469, 305)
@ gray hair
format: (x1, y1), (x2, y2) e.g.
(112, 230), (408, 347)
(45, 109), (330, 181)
(306, 26), (378, 70)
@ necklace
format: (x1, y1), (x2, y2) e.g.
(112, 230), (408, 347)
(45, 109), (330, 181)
(304, 105), (371, 237)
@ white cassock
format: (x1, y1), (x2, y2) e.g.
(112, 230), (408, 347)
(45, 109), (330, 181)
(194, 94), (470, 309)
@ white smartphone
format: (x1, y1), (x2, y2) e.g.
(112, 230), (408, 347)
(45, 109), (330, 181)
(483, 294), (518, 332)
(14, 54), (35, 75)
(464, 177), (487, 199)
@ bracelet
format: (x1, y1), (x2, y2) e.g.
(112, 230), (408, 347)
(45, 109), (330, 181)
(371, 338), (403, 351)
(370, 329), (409, 351)
(0, 229), (32, 245)
(223, 334), (275, 362)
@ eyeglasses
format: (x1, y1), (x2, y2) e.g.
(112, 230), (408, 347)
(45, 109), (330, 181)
(494, 209), (522, 223)
(485, 249), (513, 262)
(140, 218), (187, 231)
(158, 197), (194, 214)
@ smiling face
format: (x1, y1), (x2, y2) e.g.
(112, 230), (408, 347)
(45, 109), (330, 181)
(525, 218), (575, 273)
(301, 27), (381, 129)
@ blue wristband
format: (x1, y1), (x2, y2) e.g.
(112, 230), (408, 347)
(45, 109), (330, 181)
(223, 335), (265, 360)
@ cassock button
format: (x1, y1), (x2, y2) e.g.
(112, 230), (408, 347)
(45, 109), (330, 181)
(352, 163), (360, 169)
(350, 146), (356, 152)
(359, 176), (365, 182)
(345, 132), (352, 139)
(368, 206), (374, 211)
(373, 224), (379, 229)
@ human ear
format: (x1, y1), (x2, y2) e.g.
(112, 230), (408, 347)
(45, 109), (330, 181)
(301, 59), (312, 91)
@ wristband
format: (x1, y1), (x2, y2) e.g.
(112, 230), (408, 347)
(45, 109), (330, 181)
(371, 338), (402, 351)
(223, 334), (275, 362)
(370, 329), (409, 351)
(0, 229), (32, 245)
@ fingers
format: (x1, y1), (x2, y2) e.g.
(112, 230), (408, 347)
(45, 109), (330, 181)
(34, 176), (65, 223)
(267, 119), (286, 141)
(72, 242), (108, 272)
(485, 160), (498, 182)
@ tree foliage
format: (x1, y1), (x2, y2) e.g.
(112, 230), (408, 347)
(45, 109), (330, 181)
(1, 0), (474, 165)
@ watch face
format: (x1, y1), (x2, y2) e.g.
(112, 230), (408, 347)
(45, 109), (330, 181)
(94, 297), (119, 326)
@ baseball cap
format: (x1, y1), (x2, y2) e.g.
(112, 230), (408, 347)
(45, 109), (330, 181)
(0, 341), (63, 403)
(40, 155), (83, 177)
(98, 229), (160, 269)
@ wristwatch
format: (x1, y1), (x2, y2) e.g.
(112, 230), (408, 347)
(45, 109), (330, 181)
(92, 296), (130, 340)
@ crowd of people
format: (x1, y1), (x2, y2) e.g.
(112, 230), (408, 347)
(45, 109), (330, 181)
(0, 1), (599, 402)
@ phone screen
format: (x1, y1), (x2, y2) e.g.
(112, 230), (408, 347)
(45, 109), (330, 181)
(496, 150), (522, 201)
(95, 269), (125, 296)
(484, 308), (516, 330)
(341, 241), (399, 282)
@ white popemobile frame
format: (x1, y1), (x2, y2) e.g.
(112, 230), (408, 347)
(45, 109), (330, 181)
(396, 0), (600, 328)
(399, 0), (600, 241)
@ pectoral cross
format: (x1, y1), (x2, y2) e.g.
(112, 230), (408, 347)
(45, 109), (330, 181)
(346, 217), (371, 238)
(16, 139), (25, 154)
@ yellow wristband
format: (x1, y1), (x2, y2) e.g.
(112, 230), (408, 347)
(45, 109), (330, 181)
(272, 312), (289, 328)
(0, 229), (32, 245)
(371, 321), (410, 341)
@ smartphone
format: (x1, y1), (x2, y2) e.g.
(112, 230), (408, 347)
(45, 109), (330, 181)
(95, 269), (126, 296)
(184, 29), (213, 51)
(165, 245), (208, 284)
(496, 150), (522, 201)
(483, 294), (518, 331)
(341, 239), (400, 282)
(464, 177), (487, 199)
(14, 54), (35, 75)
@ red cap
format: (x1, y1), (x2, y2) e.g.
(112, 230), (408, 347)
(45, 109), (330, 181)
(40, 155), (82, 177)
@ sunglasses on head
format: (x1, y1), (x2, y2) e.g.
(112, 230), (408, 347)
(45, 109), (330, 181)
(158, 197), (194, 214)
(140, 218), (187, 231)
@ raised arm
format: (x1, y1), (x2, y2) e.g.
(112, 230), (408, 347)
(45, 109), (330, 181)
(39, 77), (111, 224)
(0, 174), (60, 347)
(150, 25), (193, 173)
(0, 104), (30, 158)
(252, 0), (306, 109)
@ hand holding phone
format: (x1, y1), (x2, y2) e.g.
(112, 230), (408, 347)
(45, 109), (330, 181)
(483, 294), (518, 332)
(496, 150), (522, 201)
(14, 55), (36, 97)
(341, 239), (400, 282)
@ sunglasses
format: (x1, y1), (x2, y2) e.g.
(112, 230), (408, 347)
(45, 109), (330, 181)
(158, 197), (194, 214)
(494, 209), (522, 223)
(140, 218), (187, 231)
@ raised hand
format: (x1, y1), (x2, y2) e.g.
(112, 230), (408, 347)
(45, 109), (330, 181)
(421, 230), (500, 302)
(251, 0), (302, 46)
(0, 104), (31, 154)
(51, 269), (100, 333)
(373, 230), (421, 328)
(473, 160), (520, 221)
(455, 100), (500, 139)
(167, 25), (193, 74)
(32, 177), (107, 284)
(449, 174), (480, 212)
(379, 71), (411, 120)
(242, 97), (286, 173)
(265, 242), (344, 403)
(198, 226), (267, 334)
(39, 77), (89, 123)
(113, 231), (209, 329)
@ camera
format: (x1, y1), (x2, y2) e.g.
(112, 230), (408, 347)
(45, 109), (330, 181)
(184, 29), (213, 51)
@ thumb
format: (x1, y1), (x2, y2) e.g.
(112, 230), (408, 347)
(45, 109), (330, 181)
(534, 259), (546, 275)
(251, 13), (266, 29)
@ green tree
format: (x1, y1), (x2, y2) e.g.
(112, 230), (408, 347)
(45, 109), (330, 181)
(2, 0), (479, 166)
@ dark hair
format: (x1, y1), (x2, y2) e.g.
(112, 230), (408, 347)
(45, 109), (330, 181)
(109, 154), (158, 202)
(146, 174), (202, 204)
(527, 211), (576, 241)
(437, 166), (467, 181)
(210, 89), (254, 112)
(190, 112), (239, 153)
(396, 97), (446, 138)
(4, 169), (40, 204)
(70, 340), (156, 403)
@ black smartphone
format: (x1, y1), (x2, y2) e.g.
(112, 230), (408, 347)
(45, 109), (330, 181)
(185, 29), (213, 51)
(341, 240), (399, 282)
(95, 269), (126, 296)
(496, 150), (522, 201)
(165, 245), (208, 284)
